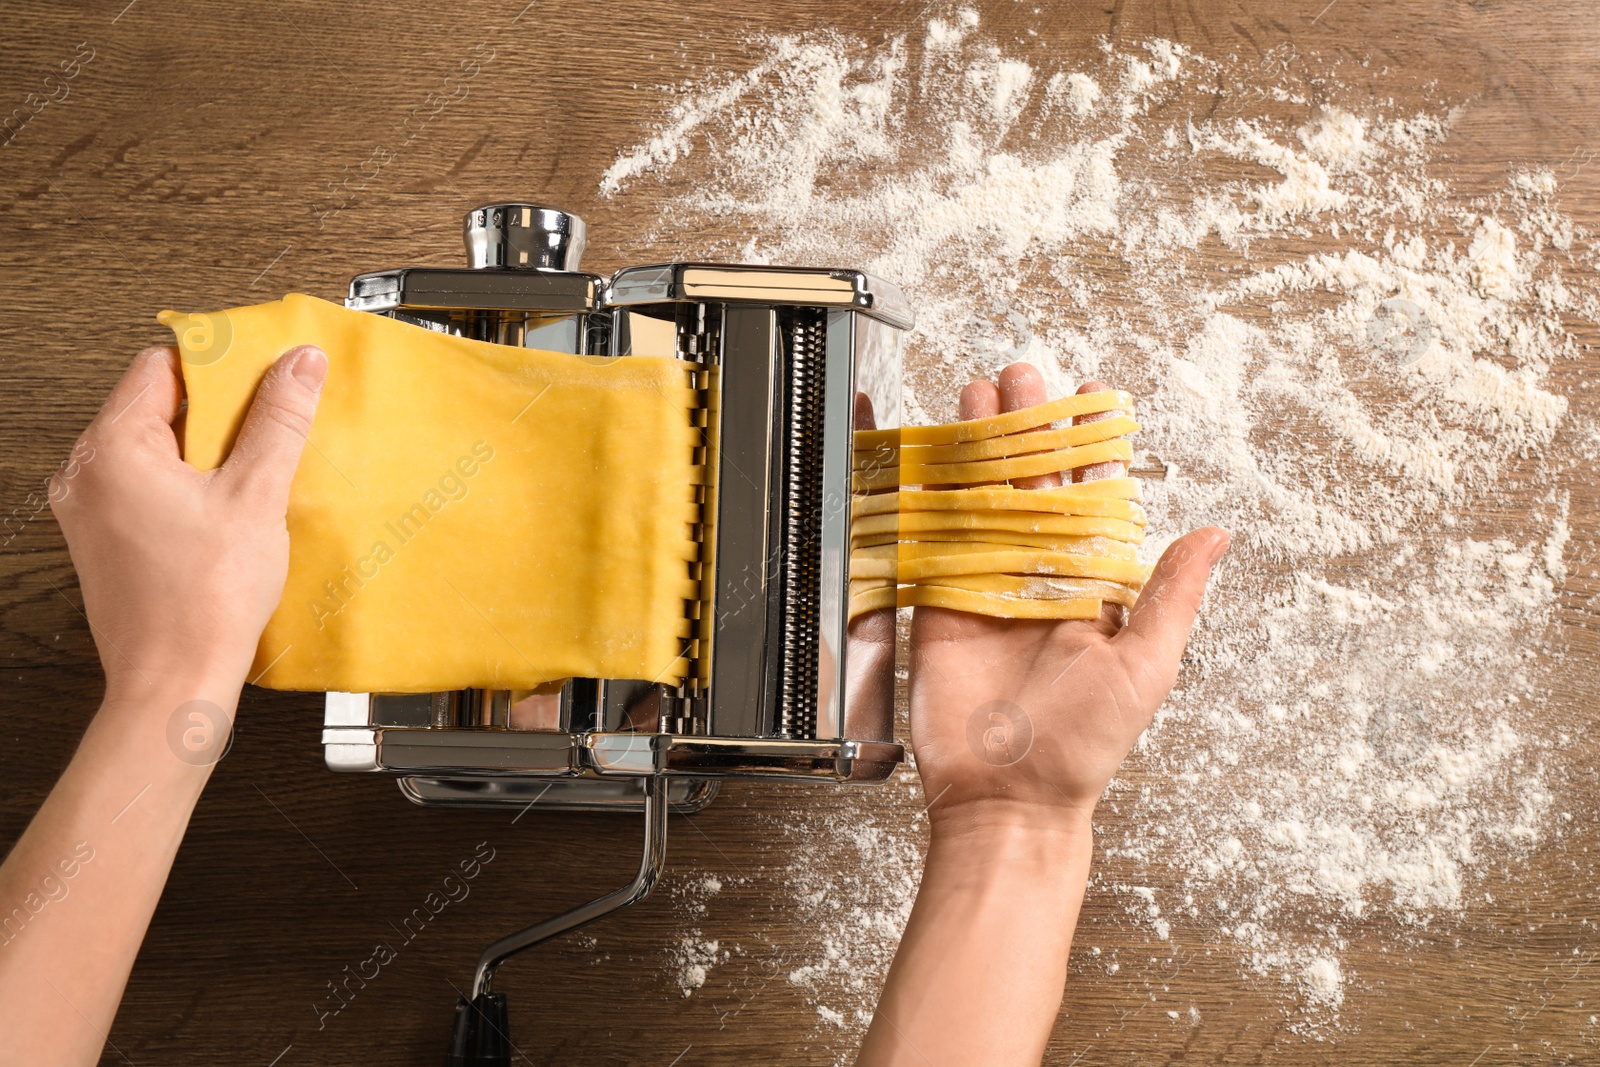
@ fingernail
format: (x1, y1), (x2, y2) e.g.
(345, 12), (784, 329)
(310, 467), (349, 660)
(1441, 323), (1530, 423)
(1208, 529), (1232, 564)
(289, 346), (327, 392)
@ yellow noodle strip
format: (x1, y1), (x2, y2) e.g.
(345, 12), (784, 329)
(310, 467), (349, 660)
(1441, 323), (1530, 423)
(899, 438), (1133, 488)
(852, 480), (1145, 520)
(849, 557), (894, 579)
(850, 491), (907, 520)
(920, 573), (1140, 608)
(886, 532), (1139, 559)
(898, 541), (1004, 557)
(895, 549), (1151, 586)
(852, 509), (1145, 543)
(850, 491), (903, 519)
(896, 585), (1105, 619)
(897, 539), (1135, 562)
(854, 469), (901, 492)
(849, 586), (899, 615)
(850, 575), (895, 593)
(855, 389), (1132, 449)
(852, 439), (902, 471)
(855, 414), (1141, 468)
(922, 479), (1142, 503)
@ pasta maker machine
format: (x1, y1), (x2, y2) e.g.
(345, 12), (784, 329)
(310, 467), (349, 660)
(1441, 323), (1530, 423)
(315, 203), (910, 1063)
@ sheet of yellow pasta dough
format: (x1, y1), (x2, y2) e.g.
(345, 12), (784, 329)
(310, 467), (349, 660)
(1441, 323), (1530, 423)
(162, 293), (702, 693)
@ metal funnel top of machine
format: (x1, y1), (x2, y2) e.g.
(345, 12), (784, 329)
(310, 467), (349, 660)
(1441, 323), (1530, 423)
(464, 202), (588, 271)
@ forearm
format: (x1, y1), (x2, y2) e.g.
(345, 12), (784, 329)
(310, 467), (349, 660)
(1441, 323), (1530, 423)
(858, 809), (1095, 1067)
(0, 676), (237, 1067)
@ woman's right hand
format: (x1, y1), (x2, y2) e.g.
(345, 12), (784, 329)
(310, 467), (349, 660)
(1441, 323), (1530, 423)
(907, 362), (1228, 842)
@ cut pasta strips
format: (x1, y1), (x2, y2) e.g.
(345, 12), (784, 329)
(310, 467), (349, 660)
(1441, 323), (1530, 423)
(850, 389), (1151, 622)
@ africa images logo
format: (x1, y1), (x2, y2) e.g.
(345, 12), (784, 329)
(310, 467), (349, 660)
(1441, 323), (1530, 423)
(966, 700), (1034, 767)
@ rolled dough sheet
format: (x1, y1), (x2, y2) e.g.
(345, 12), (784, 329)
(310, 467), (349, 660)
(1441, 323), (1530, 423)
(163, 293), (702, 693)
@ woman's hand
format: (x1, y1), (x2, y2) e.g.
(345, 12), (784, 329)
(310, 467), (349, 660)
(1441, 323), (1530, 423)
(0, 341), (325, 1067)
(908, 364), (1228, 840)
(860, 362), (1227, 1067)
(50, 343), (326, 698)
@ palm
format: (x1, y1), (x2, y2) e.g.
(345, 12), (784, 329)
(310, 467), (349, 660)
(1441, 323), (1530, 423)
(912, 604), (1180, 820)
(903, 365), (1226, 827)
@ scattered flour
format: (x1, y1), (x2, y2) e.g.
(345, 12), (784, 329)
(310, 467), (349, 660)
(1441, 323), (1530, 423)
(774, 814), (921, 1006)
(606, 9), (1595, 1047)
(670, 930), (727, 997)
(1046, 71), (1101, 117)
(666, 874), (731, 993)
(1299, 955), (1345, 1010)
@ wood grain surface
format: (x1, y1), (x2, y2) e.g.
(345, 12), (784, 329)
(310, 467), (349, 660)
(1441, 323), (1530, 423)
(3, 1), (1598, 1064)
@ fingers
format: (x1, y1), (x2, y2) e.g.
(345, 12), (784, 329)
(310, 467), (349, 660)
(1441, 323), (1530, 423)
(220, 345), (327, 503)
(959, 378), (999, 421)
(958, 379), (999, 487)
(91, 345), (185, 442)
(853, 390), (889, 487)
(996, 363), (1062, 490)
(1115, 526), (1230, 682)
(924, 380), (1001, 492)
(1072, 379), (1125, 483)
(854, 390), (877, 432)
(1068, 379), (1126, 626)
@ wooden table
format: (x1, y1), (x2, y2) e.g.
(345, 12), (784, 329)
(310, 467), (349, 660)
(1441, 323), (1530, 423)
(2, 1), (1597, 1063)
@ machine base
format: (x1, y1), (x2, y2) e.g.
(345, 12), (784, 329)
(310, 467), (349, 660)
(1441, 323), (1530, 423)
(398, 775), (719, 813)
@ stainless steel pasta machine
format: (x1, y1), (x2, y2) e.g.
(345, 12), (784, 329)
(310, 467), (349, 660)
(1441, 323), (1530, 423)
(315, 202), (910, 1064)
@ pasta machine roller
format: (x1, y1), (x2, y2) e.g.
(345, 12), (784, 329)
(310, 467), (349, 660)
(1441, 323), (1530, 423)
(314, 203), (910, 1064)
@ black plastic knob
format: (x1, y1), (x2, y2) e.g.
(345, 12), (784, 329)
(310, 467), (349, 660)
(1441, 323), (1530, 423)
(445, 991), (511, 1067)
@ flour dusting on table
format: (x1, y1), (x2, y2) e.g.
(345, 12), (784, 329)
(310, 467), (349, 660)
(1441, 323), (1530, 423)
(603, 9), (1595, 1042)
